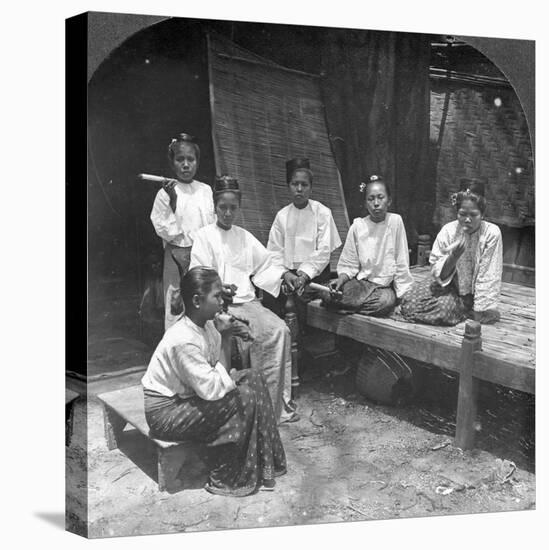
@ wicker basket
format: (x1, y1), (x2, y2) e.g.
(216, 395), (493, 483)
(355, 346), (415, 406)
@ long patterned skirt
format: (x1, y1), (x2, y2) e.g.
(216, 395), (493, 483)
(228, 300), (295, 423)
(321, 278), (397, 317)
(400, 277), (470, 326)
(144, 370), (287, 497)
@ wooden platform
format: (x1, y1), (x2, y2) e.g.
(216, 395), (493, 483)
(308, 266), (535, 394)
(307, 266), (535, 449)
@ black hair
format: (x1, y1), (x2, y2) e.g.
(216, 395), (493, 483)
(289, 167), (314, 185)
(167, 133), (201, 164)
(286, 158), (311, 184)
(179, 267), (220, 312)
(454, 178), (487, 214)
(213, 174), (242, 205)
(360, 174), (392, 199)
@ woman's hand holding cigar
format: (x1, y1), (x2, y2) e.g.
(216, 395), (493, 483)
(137, 174), (178, 212)
(309, 281), (343, 301)
(161, 178), (178, 212)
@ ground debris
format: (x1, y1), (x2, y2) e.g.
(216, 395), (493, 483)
(112, 467), (136, 483)
(347, 502), (369, 517)
(359, 480), (388, 490)
(482, 459), (517, 485)
(430, 440), (452, 451)
(417, 491), (437, 510)
(160, 516), (208, 532)
(309, 409), (324, 428)
(290, 431), (321, 441)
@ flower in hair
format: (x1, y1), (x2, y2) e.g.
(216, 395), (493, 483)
(369, 175), (379, 182)
(359, 182), (367, 193)
(450, 192), (458, 206)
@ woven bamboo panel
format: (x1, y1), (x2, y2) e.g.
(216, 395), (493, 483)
(431, 83), (534, 228)
(208, 34), (349, 268)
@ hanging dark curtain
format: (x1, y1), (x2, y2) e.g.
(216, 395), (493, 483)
(320, 30), (434, 251)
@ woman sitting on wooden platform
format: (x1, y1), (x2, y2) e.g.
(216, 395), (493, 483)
(189, 176), (299, 424)
(401, 178), (503, 325)
(322, 175), (413, 315)
(141, 267), (287, 496)
(265, 157), (342, 327)
(267, 158), (342, 299)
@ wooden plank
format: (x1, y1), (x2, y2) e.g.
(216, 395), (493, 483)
(473, 351), (535, 393)
(97, 386), (182, 449)
(481, 330), (534, 349)
(307, 303), (462, 371)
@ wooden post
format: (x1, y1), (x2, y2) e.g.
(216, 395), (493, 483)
(103, 406), (127, 451)
(417, 234), (431, 267)
(157, 447), (185, 493)
(455, 320), (482, 450)
(284, 292), (300, 397)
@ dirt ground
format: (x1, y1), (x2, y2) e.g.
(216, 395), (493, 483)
(70, 294), (535, 538)
(66, 365), (535, 539)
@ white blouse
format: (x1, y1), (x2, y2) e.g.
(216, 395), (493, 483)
(430, 220), (503, 312)
(141, 316), (235, 400)
(337, 213), (413, 298)
(190, 223), (285, 303)
(150, 179), (215, 248)
(267, 199), (342, 280)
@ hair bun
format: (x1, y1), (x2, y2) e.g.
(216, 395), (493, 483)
(214, 174), (240, 193)
(171, 132), (196, 144)
(359, 174), (385, 192)
(459, 177), (486, 197)
(286, 158), (311, 184)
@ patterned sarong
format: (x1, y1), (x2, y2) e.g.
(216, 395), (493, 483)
(144, 369), (287, 497)
(321, 278), (397, 317)
(400, 277), (470, 326)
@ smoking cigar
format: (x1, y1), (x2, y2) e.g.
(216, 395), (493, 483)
(308, 282), (343, 296)
(231, 315), (250, 326)
(442, 237), (466, 255)
(219, 307), (251, 326)
(138, 173), (170, 183)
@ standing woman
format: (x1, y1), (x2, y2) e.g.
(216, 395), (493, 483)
(190, 176), (298, 424)
(150, 133), (215, 330)
(142, 267), (287, 496)
(401, 179), (503, 325)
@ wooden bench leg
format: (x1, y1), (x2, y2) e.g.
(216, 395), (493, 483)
(103, 405), (128, 451)
(158, 446), (186, 492)
(455, 320), (482, 450)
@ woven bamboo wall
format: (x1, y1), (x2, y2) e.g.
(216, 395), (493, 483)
(208, 34), (349, 268)
(431, 82), (534, 228)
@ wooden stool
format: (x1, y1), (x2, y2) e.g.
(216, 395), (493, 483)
(98, 385), (204, 492)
